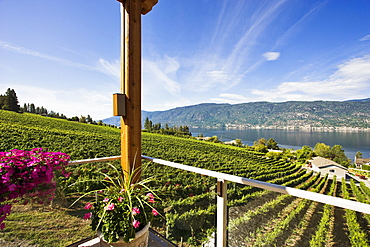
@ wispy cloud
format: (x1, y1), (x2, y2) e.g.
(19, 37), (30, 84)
(210, 93), (249, 104)
(186, 0), (289, 92)
(0, 41), (100, 72)
(141, 56), (193, 111)
(263, 52), (280, 61)
(0, 40), (121, 81)
(250, 55), (370, 101)
(97, 59), (120, 79)
(144, 56), (181, 96)
(272, 0), (329, 49)
(360, 34), (370, 41)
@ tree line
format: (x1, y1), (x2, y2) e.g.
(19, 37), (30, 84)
(143, 117), (191, 137)
(253, 138), (352, 167)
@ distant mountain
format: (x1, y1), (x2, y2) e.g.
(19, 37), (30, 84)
(102, 99), (370, 129)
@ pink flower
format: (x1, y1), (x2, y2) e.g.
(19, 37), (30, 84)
(106, 203), (115, 211)
(118, 197), (124, 202)
(8, 184), (17, 191)
(83, 213), (92, 220)
(146, 193), (155, 203)
(146, 193), (154, 199)
(132, 207), (140, 215)
(132, 219), (140, 228)
(103, 198), (109, 202)
(84, 203), (92, 210)
(152, 208), (159, 216)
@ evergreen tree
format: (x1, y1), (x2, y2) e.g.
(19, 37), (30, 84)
(0, 94), (5, 109)
(30, 103), (36, 113)
(23, 103), (28, 112)
(3, 88), (20, 112)
(144, 117), (150, 130)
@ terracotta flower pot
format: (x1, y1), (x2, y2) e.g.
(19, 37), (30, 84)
(98, 223), (150, 247)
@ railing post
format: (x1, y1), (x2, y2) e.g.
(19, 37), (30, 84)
(217, 178), (227, 247)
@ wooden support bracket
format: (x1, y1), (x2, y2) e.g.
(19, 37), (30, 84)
(113, 93), (126, 116)
(115, 0), (158, 15)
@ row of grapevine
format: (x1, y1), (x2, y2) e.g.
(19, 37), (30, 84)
(229, 173), (329, 246)
(309, 176), (337, 246)
(341, 177), (369, 246)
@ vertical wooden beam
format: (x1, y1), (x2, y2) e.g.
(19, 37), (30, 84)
(120, 0), (142, 183)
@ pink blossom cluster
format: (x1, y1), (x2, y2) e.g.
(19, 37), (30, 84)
(0, 148), (70, 229)
(83, 193), (159, 230)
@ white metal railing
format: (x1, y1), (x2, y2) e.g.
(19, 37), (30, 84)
(69, 155), (370, 247)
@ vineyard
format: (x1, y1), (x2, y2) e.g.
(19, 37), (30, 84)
(1, 110), (370, 246)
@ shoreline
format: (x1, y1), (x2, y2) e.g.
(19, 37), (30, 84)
(191, 125), (370, 132)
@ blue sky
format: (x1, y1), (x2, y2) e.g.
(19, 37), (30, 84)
(1, 0), (370, 120)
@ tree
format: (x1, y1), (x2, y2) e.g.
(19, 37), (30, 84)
(234, 139), (243, 147)
(355, 151), (363, 159)
(85, 115), (93, 124)
(0, 94), (5, 109)
(266, 151), (283, 160)
(70, 116), (79, 122)
(314, 142), (331, 158)
(267, 138), (279, 150)
(144, 117), (152, 130)
(30, 103), (36, 113)
(330, 145), (346, 160)
(254, 143), (268, 153)
(254, 138), (267, 146)
(3, 88), (20, 112)
(253, 138), (268, 153)
(80, 116), (87, 123)
(296, 145), (313, 162)
(208, 136), (222, 143)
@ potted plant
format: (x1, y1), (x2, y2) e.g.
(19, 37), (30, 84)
(77, 163), (160, 246)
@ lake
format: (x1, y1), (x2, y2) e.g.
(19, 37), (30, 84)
(190, 128), (370, 160)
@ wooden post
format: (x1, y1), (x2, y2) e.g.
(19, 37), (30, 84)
(120, 0), (142, 183)
(117, 0), (157, 183)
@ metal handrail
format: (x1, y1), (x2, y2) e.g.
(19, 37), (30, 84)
(69, 155), (370, 247)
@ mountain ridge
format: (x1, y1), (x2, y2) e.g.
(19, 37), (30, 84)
(102, 99), (370, 129)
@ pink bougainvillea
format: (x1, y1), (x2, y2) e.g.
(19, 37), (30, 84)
(0, 148), (70, 229)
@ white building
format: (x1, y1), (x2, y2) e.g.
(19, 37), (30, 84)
(308, 156), (347, 178)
